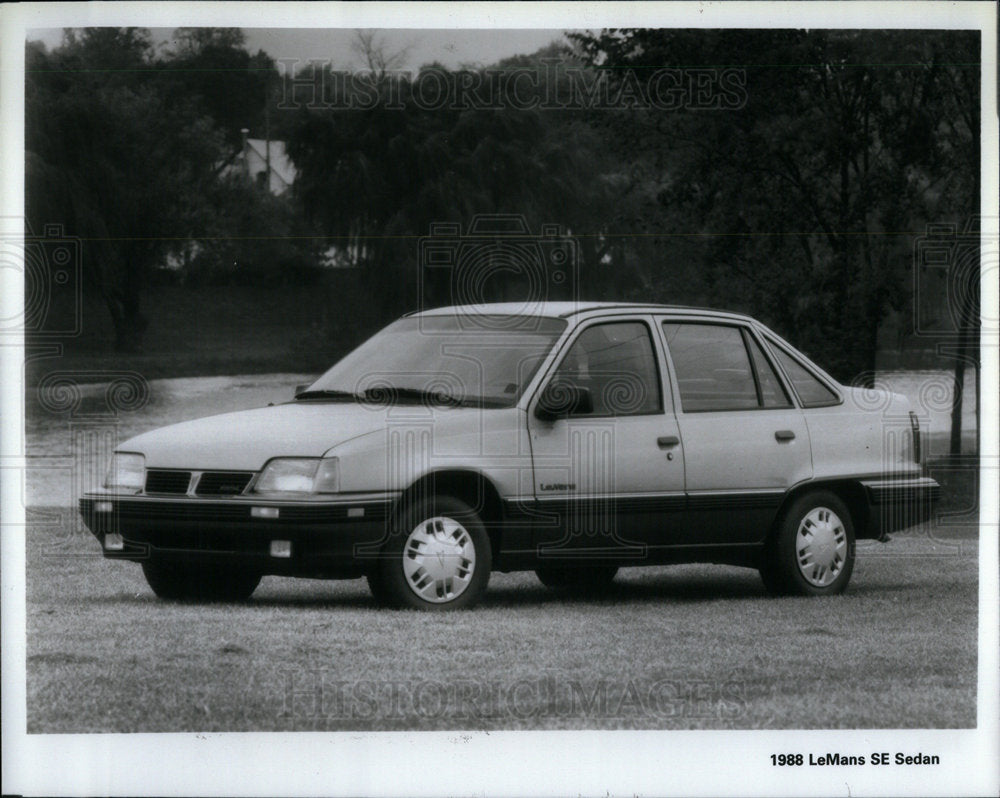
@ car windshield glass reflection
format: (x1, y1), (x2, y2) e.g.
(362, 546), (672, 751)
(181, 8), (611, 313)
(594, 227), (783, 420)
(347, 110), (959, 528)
(301, 315), (567, 408)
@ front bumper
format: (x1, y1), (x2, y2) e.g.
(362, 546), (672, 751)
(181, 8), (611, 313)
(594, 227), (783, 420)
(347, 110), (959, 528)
(860, 476), (941, 540)
(79, 493), (398, 577)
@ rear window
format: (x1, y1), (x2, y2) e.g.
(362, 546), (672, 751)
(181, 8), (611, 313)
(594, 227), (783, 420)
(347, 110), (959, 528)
(767, 340), (840, 407)
(746, 335), (792, 408)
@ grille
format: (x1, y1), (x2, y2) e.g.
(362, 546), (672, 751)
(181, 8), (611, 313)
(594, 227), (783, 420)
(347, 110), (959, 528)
(195, 471), (253, 496)
(144, 470), (192, 494)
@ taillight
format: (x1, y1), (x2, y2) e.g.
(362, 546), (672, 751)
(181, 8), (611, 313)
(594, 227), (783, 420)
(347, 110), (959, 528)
(909, 411), (921, 463)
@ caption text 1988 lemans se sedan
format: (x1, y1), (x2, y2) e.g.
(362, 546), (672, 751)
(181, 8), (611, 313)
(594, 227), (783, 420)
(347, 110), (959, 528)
(80, 302), (940, 609)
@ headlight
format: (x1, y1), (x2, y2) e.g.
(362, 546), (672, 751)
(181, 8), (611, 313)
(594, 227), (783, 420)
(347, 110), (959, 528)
(104, 452), (145, 494)
(255, 457), (339, 495)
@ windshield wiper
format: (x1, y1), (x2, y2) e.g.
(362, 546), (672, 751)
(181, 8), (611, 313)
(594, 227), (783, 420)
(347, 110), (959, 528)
(297, 386), (504, 408)
(368, 386), (463, 406)
(367, 387), (509, 408)
(294, 389), (362, 401)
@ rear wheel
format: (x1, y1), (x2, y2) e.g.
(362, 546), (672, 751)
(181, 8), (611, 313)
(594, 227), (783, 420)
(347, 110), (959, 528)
(535, 564), (619, 593)
(377, 495), (491, 610)
(760, 490), (855, 596)
(142, 561), (260, 602)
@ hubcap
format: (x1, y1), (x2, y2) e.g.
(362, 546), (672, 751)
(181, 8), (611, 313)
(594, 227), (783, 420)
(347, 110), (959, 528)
(402, 516), (476, 603)
(795, 506), (847, 587)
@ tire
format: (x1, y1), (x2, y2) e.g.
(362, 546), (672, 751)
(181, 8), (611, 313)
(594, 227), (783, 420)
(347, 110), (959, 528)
(757, 558), (788, 595)
(535, 564), (619, 593)
(377, 495), (492, 610)
(366, 567), (393, 606)
(142, 561), (260, 602)
(760, 490), (855, 596)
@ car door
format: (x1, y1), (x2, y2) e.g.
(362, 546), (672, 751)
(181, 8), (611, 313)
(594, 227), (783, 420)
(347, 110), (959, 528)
(658, 318), (813, 545)
(527, 316), (685, 561)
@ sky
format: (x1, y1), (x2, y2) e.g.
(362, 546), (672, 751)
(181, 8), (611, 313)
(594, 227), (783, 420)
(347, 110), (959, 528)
(29, 27), (570, 71)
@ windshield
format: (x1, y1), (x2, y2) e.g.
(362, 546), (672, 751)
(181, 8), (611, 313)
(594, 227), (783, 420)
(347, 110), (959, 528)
(301, 315), (568, 408)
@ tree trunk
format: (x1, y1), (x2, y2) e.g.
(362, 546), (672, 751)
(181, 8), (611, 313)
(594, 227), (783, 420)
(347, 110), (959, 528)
(975, 358), (980, 454)
(107, 257), (148, 353)
(948, 357), (965, 456)
(949, 280), (977, 456)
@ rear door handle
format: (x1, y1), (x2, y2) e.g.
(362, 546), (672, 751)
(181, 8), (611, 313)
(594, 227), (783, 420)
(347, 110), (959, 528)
(657, 435), (680, 448)
(775, 430), (796, 442)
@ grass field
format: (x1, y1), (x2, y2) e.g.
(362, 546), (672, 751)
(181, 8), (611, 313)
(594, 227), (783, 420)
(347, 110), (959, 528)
(26, 516), (978, 733)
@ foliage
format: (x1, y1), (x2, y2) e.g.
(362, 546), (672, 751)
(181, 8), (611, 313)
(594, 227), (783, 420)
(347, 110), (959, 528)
(27, 31), (224, 350)
(161, 28), (277, 149)
(25, 26), (981, 397)
(569, 29), (980, 383)
(183, 177), (323, 287)
(25, 28), (305, 351)
(285, 56), (617, 322)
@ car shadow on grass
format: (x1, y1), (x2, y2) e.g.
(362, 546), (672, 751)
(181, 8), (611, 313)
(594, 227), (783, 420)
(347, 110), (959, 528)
(484, 571), (772, 607)
(87, 589), (380, 611)
(249, 568), (779, 609)
(78, 564), (923, 610)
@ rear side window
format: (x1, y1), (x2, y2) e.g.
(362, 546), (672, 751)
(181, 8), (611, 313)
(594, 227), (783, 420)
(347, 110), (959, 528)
(768, 341), (840, 407)
(746, 334), (792, 408)
(662, 323), (759, 412)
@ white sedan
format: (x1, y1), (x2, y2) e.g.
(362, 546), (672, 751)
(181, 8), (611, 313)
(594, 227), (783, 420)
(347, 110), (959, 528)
(81, 302), (939, 609)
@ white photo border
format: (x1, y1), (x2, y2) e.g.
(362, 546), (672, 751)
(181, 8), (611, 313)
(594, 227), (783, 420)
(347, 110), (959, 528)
(2, 2), (997, 796)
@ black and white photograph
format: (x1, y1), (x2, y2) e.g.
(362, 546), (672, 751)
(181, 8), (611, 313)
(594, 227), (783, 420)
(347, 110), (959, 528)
(1, 1), (997, 796)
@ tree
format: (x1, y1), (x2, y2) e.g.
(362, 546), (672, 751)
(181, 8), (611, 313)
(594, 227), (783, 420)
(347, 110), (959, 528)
(26, 31), (228, 350)
(569, 30), (980, 393)
(25, 28), (292, 351)
(161, 28), (276, 149)
(285, 59), (613, 322)
(925, 33), (980, 455)
(352, 29), (412, 78)
(183, 175), (323, 288)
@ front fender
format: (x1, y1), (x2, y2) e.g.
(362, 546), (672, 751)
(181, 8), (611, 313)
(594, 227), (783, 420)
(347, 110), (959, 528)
(326, 407), (532, 499)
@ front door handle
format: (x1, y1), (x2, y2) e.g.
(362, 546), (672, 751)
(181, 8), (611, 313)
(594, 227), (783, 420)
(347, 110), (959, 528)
(775, 430), (796, 442)
(657, 435), (680, 448)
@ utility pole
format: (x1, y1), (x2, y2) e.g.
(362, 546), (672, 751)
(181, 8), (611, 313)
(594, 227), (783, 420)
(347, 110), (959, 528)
(240, 128), (250, 181)
(264, 75), (272, 193)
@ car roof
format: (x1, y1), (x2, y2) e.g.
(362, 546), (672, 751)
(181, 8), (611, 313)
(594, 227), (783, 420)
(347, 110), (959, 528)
(409, 301), (756, 323)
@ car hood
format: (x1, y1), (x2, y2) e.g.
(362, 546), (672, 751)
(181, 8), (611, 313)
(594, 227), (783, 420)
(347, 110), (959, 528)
(120, 402), (393, 471)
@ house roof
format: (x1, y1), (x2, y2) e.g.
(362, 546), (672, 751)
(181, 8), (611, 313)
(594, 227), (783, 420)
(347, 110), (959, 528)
(245, 138), (296, 187)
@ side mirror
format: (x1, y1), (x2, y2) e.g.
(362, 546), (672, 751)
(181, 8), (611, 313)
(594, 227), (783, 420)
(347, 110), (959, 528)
(535, 382), (593, 421)
(294, 383), (311, 397)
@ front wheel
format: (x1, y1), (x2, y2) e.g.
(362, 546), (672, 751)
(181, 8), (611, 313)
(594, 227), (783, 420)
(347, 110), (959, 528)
(377, 495), (492, 610)
(142, 561), (260, 602)
(760, 490), (855, 596)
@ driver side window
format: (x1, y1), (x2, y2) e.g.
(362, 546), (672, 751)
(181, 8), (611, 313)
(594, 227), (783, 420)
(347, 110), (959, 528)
(551, 321), (662, 417)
